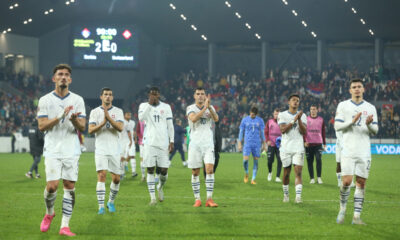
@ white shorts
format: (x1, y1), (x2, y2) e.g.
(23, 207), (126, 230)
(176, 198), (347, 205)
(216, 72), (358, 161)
(280, 151), (304, 168)
(335, 144), (342, 163)
(45, 156), (80, 182)
(143, 145), (169, 168)
(188, 145), (215, 169)
(95, 154), (123, 175)
(128, 143), (136, 157)
(139, 145), (144, 158)
(341, 156), (371, 179)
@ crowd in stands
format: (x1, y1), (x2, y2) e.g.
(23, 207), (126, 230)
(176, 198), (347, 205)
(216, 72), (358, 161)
(130, 63), (400, 140)
(1, 64), (399, 140)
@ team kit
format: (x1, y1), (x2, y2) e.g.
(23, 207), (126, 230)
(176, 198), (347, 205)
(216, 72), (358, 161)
(37, 64), (378, 236)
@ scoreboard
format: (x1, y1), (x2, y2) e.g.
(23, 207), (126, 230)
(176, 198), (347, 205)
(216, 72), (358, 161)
(72, 26), (139, 69)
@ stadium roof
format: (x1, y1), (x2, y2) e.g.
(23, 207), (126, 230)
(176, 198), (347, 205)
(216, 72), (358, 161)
(1, 0), (399, 45)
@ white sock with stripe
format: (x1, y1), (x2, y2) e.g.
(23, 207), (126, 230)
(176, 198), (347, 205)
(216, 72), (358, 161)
(96, 182), (106, 209)
(191, 175), (200, 200)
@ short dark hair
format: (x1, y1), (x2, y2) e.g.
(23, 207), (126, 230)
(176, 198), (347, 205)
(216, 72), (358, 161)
(288, 93), (300, 101)
(124, 111), (131, 115)
(195, 87), (205, 92)
(310, 104), (317, 109)
(101, 87), (112, 95)
(250, 106), (258, 115)
(148, 86), (160, 94)
(53, 63), (72, 75)
(274, 108), (280, 112)
(350, 78), (364, 87)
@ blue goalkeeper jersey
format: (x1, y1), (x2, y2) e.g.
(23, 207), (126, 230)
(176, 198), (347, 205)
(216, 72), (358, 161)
(239, 116), (265, 146)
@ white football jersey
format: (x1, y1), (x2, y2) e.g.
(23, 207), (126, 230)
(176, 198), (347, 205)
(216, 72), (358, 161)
(335, 99), (378, 158)
(186, 104), (216, 148)
(335, 130), (343, 148)
(127, 120), (136, 142)
(120, 119), (132, 145)
(138, 101), (174, 150)
(277, 110), (307, 153)
(37, 91), (86, 158)
(89, 106), (124, 156)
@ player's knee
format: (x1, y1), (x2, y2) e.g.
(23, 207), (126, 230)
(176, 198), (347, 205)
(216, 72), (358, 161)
(147, 167), (155, 174)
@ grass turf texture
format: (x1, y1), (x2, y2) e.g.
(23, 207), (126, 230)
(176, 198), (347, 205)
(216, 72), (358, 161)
(0, 153), (399, 240)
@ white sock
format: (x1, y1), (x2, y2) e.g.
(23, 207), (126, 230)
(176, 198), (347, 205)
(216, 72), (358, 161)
(130, 158), (136, 173)
(96, 182), (106, 209)
(140, 161), (146, 177)
(147, 174), (156, 200)
(108, 182), (120, 204)
(283, 185), (289, 197)
(159, 174), (168, 189)
(340, 185), (351, 212)
(295, 184), (303, 198)
(206, 174), (215, 199)
(44, 188), (57, 215)
(61, 188), (75, 228)
(354, 187), (365, 218)
(191, 175), (200, 200)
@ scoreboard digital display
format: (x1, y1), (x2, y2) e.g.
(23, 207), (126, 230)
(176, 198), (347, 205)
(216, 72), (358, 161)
(72, 26), (138, 69)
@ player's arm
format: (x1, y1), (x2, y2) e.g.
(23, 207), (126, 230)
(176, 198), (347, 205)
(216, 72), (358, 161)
(322, 120), (327, 148)
(238, 119), (245, 151)
(127, 130), (133, 146)
(298, 114), (307, 136)
(37, 105), (73, 132)
(208, 105), (219, 122)
(334, 103), (360, 131)
(88, 110), (106, 134)
(366, 107), (379, 135)
(70, 113), (86, 132)
(166, 108), (174, 153)
(187, 107), (207, 123)
(260, 123), (267, 150)
(264, 121), (271, 146)
(105, 109), (123, 132)
(138, 103), (151, 121)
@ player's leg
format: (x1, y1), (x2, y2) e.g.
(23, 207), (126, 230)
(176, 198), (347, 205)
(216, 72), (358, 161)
(59, 180), (76, 236)
(169, 145), (177, 161)
(335, 145), (342, 187)
(107, 155), (122, 212)
(293, 153), (304, 203)
(27, 155), (38, 178)
(178, 143), (187, 166)
(58, 157), (80, 236)
(156, 148), (170, 202)
(40, 157), (61, 232)
(305, 147), (315, 183)
(128, 145), (137, 177)
(155, 166), (161, 184)
(213, 151), (220, 173)
(204, 148), (217, 207)
(95, 155), (107, 214)
(243, 144), (250, 183)
(352, 158), (370, 224)
(144, 146), (157, 205)
(275, 148), (282, 182)
(139, 145), (146, 181)
(267, 146), (274, 181)
(188, 145), (202, 206)
(280, 152), (292, 202)
(316, 146), (323, 184)
(34, 155), (42, 178)
(337, 156), (355, 224)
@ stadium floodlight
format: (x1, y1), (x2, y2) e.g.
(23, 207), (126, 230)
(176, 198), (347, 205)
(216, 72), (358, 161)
(23, 20), (27, 24)
(28, 18), (32, 22)
(180, 14), (187, 20)
(169, 3), (176, 10)
(311, 31), (317, 38)
(369, 29), (374, 35)
(360, 18), (365, 24)
(71, 0), (75, 2)
(49, 9), (54, 13)
(14, 3), (19, 7)
(255, 33), (261, 39)
(66, 1), (70, 5)
(245, 23), (251, 29)
(225, 1), (231, 7)
(235, 12), (241, 19)
(191, 25), (197, 31)
(351, 8), (357, 14)
(7, 28), (11, 32)
(302, 20), (307, 27)
(201, 34), (207, 41)
(9, 6), (14, 10)
(292, 10), (298, 16)
(282, 0), (288, 6)
(2, 30), (7, 34)
(44, 11), (49, 15)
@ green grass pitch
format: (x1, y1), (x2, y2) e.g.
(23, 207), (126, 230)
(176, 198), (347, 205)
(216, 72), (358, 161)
(0, 153), (399, 240)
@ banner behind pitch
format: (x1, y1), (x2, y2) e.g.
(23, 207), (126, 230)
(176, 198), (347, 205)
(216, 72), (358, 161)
(324, 144), (400, 155)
